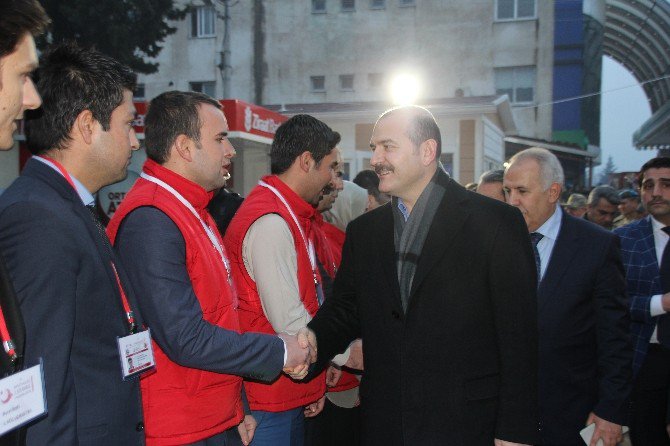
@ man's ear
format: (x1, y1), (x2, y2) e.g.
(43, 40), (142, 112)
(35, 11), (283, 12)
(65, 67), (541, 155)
(174, 134), (194, 162)
(420, 139), (438, 166)
(298, 151), (314, 173)
(74, 110), (96, 145)
(548, 182), (562, 203)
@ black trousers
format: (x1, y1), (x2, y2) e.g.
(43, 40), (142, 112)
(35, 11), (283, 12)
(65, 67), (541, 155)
(304, 398), (361, 446)
(630, 343), (670, 446)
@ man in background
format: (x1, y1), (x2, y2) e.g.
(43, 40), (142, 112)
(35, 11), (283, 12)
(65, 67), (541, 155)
(585, 185), (621, 230)
(476, 169), (506, 202)
(504, 148), (632, 446)
(562, 193), (588, 218)
(614, 157), (670, 445)
(614, 189), (644, 228)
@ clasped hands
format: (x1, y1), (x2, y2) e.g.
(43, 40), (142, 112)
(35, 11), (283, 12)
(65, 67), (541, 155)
(279, 327), (317, 380)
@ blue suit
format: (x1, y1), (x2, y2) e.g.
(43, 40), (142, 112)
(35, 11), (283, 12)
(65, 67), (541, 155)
(614, 216), (663, 374)
(0, 159), (145, 445)
(538, 213), (632, 445)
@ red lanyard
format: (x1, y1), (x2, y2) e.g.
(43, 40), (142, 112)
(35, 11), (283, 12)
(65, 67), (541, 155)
(35, 156), (137, 333)
(0, 306), (17, 363)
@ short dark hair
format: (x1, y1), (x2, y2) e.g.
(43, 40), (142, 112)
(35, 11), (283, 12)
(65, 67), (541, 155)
(479, 169), (504, 185)
(25, 42), (137, 154)
(638, 157), (670, 187)
(145, 91), (222, 164)
(587, 185), (620, 206)
(379, 105), (442, 158)
(353, 169), (386, 203)
(270, 114), (341, 175)
(0, 0), (50, 60)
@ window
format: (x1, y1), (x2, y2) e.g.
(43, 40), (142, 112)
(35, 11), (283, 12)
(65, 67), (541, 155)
(495, 66), (536, 104)
(399, 0), (414, 6)
(133, 84), (145, 100)
(368, 73), (384, 89)
(191, 5), (216, 37)
(341, 0), (355, 11)
(370, 0), (385, 8)
(312, 0), (326, 13)
(190, 81), (216, 97)
(496, 0), (536, 20)
(311, 76), (326, 92)
(339, 74), (354, 91)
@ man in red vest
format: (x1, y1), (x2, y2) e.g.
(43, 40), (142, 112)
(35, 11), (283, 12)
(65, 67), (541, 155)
(108, 91), (311, 446)
(224, 115), (341, 446)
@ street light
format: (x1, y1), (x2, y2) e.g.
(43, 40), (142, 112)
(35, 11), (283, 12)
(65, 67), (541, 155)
(390, 73), (421, 105)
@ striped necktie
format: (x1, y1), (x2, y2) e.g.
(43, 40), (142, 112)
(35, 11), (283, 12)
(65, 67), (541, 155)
(530, 232), (544, 284)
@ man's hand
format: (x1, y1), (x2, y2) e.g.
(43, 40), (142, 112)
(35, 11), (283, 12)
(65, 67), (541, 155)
(662, 292), (670, 311)
(494, 440), (531, 446)
(586, 412), (622, 446)
(304, 395), (326, 418)
(344, 339), (363, 371)
(278, 333), (310, 379)
(297, 327), (318, 363)
(237, 414), (257, 446)
(326, 365), (342, 387)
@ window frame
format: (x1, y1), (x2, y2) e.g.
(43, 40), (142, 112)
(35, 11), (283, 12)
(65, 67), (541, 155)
(312, 0), (327, 13)
(191, 5), (216, 38)
(494, 0), (537, 22)
(311, 75), (326, 92)
(494, 66), (536, 105)
(339, 74), (355, 91)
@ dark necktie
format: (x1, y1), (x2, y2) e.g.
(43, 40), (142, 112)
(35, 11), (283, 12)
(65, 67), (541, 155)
(657, 227), (670, 347)
(530, 232), (544, 285)
(86, 204), (112, 251)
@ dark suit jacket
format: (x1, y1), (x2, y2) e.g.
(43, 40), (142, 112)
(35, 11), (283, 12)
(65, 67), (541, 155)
(0, 159), (145, 446)
(538, 212), (632, 445)
(0, 254), (26, 446)
(613, 216), (662, 374)
(309, 171), (540, 446)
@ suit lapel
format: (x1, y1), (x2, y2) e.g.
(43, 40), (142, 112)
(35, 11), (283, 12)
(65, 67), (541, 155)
(407, 176), (470, 310)
(538, 213), (579, 311)
(639, 217), (658, 272)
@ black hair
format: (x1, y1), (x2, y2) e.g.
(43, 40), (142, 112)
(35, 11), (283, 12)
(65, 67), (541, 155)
(145, 90), (222, 164)
(25, 42), (136, 154)
(638, 157), (670, 187)
(270, 114), (341, 175)
(379, 105), (442, 158)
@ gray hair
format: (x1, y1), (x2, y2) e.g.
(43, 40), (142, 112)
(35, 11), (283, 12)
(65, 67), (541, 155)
(507, 147), (564, 190)
(478, 169), (504, 185)
(587, 185), (621, 206)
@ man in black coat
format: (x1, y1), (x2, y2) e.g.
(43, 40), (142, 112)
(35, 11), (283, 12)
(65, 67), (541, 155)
(300, 106), (539, 445)
(504, 148), (633, 446)
(0, 43), (146, 445)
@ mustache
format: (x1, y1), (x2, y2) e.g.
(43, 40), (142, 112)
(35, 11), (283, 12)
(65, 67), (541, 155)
(373, 164), (394, 175)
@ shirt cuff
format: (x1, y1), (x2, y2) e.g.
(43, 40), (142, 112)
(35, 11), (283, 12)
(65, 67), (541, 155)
(650, 294), (666, 317)
(332, 345), (351, 367)
(279, 336), (288, 367)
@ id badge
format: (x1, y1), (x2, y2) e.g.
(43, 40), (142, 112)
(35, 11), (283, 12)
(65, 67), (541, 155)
(0, 359), (47, 435)
(117, 329), (155, 380)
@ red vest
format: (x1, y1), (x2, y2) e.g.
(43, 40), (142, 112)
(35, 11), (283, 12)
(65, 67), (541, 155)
(107, 160), (243, 445)
(224, 175), (325, 411)
(312, 217), (359, 393)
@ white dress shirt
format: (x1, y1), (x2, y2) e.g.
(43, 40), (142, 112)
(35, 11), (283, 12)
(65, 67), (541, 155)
(534, 205), (563, 281)
(649, 217), (670, 343)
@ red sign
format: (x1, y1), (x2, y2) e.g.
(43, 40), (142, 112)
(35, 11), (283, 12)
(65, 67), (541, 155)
(133, 99), (287, 139)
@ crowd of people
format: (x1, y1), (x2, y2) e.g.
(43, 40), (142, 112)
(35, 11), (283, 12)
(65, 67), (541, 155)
(1, 1), (670, 446)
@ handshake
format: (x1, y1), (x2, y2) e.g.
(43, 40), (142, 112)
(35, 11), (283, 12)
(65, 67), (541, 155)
(279, 327), (317, 380)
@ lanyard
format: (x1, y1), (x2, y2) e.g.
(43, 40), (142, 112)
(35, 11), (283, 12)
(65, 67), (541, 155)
(0, 306), (17, 363)
(139, 172), (233, 283)
(258, 181), (320, 287)
(33, 156), (137, 333)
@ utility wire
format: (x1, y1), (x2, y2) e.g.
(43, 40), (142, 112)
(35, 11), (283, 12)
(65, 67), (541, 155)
(516, 73), (670, 110)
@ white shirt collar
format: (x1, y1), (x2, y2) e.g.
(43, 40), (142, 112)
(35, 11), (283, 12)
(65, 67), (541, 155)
(535, 204), (562, 241)
(651, 216), (668, 235)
